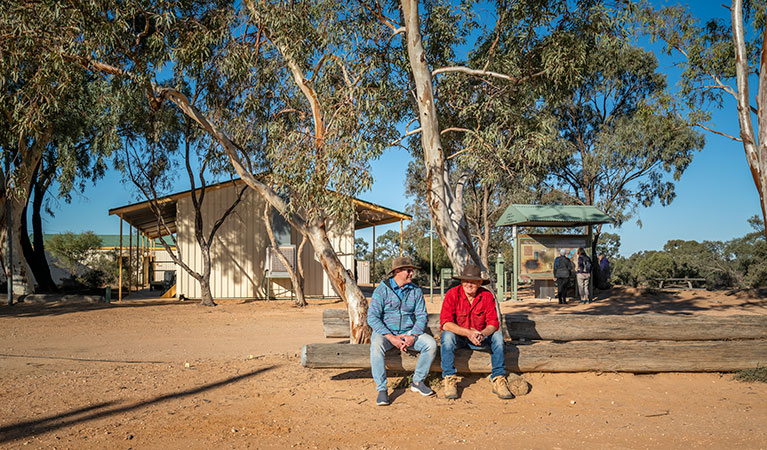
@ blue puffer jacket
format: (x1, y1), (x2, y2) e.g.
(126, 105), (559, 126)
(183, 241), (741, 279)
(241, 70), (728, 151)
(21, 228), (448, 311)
(367, 278), (428, 336)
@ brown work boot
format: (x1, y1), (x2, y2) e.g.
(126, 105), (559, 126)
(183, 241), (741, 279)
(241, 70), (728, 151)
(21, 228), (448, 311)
(443, 375), (459, 399)
(492, 376), (514, 400)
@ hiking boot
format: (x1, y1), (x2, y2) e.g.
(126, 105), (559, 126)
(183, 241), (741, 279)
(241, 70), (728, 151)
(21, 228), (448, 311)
(410, 381), (435, 396)
(376, 390), (389, 406)
(443, 375), (459, 399)
(492, 376), (514, 400)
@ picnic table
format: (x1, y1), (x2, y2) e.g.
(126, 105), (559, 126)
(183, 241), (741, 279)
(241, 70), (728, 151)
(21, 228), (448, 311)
(653, 277), (706, 290)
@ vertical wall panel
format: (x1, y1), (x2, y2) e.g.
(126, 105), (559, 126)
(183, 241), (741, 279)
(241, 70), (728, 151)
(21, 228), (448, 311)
(174, 182), (359, 300)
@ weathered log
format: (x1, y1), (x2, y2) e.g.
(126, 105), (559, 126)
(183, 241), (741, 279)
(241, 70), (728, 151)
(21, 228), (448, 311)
(322, 309), (767, 341)
(301, 340), (767, 373)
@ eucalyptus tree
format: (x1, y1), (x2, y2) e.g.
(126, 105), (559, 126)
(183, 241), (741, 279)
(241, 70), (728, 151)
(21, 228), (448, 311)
(18, 77), (115, 293)
(638, 0), (767, 239)
(1, 2), (120, 294)
(55, 0), (398, 341)
(546, 41), (705, 257)
(116, 82), (250, 307)
(375, 0), (622, 275)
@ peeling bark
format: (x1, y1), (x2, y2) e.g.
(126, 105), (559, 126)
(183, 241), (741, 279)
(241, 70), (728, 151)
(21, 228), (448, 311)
(400, 0), (482, 275)
(732, 0), (767, 238)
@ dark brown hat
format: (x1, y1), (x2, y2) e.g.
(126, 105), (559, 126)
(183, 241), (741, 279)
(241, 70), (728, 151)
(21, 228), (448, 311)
(389, 256), (419, 275)
(452, 264), (490, 285)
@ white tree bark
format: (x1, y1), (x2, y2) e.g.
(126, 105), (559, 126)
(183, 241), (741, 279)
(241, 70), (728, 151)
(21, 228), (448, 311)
(732, 0), (767, 236)
(147, 87), (370, 342)
(400, 0), (482, 274)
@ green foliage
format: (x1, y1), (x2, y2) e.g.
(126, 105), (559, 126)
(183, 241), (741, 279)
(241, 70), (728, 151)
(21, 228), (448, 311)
(733, 366), (767, 383)
(633, 251), (674, 286)
(547, 38), (705, 228)
(596, 232), (621, 262)
(612, 217), (766, 289)
(47, 232), (103, 277)
(354, 238), (369, 260)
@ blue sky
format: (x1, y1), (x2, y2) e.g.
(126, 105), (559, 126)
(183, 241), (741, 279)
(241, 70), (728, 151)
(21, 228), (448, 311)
(41, 0), (762, 257)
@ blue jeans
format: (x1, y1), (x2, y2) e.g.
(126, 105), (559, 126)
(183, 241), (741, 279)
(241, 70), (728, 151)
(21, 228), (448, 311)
(440, 329), (506, 379)
(370, 332), (437, 392)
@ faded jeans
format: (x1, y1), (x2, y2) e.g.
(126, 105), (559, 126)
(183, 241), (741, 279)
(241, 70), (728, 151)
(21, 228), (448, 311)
(440, 329), (506, 379)
(370, 332), (437, 392)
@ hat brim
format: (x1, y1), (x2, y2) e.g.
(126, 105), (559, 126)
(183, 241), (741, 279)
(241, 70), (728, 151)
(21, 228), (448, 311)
(453, 275), (490, 285)
(389, 265), (419, 275)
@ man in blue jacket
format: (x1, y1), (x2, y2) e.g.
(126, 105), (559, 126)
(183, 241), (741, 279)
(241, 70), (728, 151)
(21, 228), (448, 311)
(368, 256), (437, 406)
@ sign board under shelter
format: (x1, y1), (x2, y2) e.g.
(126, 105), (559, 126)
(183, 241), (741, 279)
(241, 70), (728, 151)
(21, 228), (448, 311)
(518, 234), (588, 281)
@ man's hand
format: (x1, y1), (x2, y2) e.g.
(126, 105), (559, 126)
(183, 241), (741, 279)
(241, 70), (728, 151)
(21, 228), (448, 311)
(468, 329), (484, 346)
(401, 335), (416, 349)
(387, 334), (410, 351)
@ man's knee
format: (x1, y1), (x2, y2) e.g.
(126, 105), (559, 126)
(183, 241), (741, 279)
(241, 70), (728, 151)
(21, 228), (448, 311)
(440, 330), (457, 348)
(418, 334), (438, 356)
(489, 330), (504, 349)
(370, 333), (388, 355)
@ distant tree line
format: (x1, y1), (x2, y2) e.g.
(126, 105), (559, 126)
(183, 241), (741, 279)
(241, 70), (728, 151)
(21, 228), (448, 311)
(611, 217), (766, 290)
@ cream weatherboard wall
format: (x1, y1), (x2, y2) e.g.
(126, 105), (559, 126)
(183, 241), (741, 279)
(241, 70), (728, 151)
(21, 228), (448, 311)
(176, 184), (354, 299)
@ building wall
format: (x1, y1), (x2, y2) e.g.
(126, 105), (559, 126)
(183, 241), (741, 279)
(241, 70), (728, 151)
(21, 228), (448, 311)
(176, 184), (354, 299)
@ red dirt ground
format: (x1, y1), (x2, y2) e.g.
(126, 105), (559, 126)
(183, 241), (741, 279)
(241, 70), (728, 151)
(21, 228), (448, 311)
(0, 286), (765, 449)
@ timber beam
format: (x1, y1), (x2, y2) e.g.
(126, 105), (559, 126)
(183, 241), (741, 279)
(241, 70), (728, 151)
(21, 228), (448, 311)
(301, 340), (767, 373)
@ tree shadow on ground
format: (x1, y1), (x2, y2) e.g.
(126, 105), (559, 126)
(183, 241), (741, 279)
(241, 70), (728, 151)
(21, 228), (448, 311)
(506, 286), (767, 316)
(0, 365), (275, 444)
(0, 298), (198, 319)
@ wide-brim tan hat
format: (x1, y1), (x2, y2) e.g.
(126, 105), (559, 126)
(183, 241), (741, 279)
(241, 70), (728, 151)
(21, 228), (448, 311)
(388, 256), (419, 275)
(452, 264), (490, 285)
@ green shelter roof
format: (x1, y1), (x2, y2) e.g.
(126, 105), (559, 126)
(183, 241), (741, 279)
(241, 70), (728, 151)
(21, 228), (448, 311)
(495, 204), (613, 228)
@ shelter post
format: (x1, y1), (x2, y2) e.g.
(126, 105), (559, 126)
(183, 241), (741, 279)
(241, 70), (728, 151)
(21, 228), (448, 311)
(118, 219), (123, 302)
(5, 154), (11, 306)
(135, 227), (139, 291)
(399, 220), (403, 257)
(371, 225), (376, 283)
(429, 218), (433, 303)
(128, 225), (132, 292)
(587, 224), (594, 299)
(512, 225), (518, 302)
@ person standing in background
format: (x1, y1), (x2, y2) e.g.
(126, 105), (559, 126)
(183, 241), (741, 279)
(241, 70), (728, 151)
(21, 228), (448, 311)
(576, 248), (593, 303)
(553, 249), (574, 304)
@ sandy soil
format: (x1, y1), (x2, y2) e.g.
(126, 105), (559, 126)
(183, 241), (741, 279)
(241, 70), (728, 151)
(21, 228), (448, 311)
(0, 286), (765, 449)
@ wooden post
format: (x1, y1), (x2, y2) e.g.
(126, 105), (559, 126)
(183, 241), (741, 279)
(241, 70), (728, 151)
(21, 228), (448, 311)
(135, 227), (140, 291)
(429, 218), (433, 303)
(118, 219), (123, 302)
(128, 225), (132, 292)
(371, 225), (376, 283)
(587, 225), (593, 299)
(5, 154), (11, 306)
(399, 219), (403, 257)
(512, 225), (519, 301)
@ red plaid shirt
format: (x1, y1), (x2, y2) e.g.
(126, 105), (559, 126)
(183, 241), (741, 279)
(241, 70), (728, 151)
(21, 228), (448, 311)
(440, 285), (499, 331)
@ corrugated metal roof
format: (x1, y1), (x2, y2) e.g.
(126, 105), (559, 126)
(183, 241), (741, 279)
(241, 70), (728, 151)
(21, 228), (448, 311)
(109, 179), (411, 237)
(495, 204), (613, 228)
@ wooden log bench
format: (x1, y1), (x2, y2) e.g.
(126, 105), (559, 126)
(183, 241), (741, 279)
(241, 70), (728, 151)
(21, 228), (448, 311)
(303, 309), (767, 373)
(321, 309), (767, 341)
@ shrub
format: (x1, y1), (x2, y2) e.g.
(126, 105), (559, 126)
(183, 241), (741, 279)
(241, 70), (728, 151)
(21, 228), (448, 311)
(733, 366), (767, 383)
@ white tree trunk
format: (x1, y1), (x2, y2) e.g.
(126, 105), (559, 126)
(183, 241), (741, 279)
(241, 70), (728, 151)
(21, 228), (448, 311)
(732, 0), (767, 237)
(304, 220), (370, 343)
(401, 0), (482, 274)
(152, 88), (371, 342)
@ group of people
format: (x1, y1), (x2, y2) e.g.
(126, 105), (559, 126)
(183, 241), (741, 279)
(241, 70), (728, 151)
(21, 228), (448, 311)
(367, 257), (511, 406)
(553, 248), (610, 304)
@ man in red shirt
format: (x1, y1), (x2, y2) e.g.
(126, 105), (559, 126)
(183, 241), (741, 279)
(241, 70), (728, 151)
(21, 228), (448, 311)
(440, 264), (512, 400)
